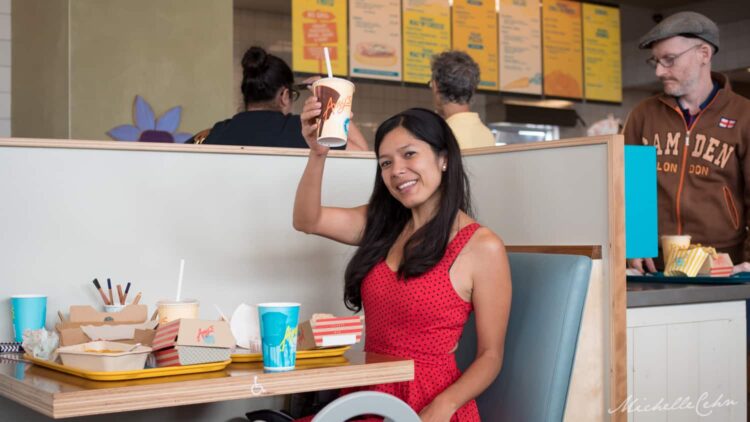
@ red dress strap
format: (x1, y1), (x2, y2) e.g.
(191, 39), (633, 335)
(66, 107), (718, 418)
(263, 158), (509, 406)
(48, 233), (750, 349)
(440, 222), (481, 269)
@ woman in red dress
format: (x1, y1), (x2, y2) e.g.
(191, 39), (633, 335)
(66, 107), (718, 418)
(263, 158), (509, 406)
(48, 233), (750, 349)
(293, 105), (512, 421)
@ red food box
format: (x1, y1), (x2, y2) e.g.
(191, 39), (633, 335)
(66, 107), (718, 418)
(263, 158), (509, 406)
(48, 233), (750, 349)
(699, 252), (733, 277)
(297, 315), (363, 350)
(151, 319), (234, 367)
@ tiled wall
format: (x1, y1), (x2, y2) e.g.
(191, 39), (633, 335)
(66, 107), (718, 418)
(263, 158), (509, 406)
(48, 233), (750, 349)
(0, 0), (10, 137)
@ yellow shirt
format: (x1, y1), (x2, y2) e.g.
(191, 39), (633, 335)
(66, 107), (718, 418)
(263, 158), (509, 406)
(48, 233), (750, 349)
(445, 112), (496, 149)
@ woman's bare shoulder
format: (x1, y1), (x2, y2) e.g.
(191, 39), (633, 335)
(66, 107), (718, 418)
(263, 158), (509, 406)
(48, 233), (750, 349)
(468, 226), (507, 257)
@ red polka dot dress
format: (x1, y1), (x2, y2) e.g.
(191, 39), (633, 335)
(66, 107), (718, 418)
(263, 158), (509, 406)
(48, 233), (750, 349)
(298, 223), (481, 421)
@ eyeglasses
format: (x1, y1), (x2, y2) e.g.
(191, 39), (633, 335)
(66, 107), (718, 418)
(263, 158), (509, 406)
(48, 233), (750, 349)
(646, 44), (702, 68)
(288, 86), (301, 102)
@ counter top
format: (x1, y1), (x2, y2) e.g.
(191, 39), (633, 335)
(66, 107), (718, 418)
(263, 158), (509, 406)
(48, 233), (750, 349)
(627, 281), (750, 308)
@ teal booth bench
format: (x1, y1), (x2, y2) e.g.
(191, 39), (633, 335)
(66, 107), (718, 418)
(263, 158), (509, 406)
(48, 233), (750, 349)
(456, 252), (593, 422)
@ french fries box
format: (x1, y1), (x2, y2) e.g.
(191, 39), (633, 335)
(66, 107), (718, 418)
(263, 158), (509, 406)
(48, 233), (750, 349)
(55, 304), (153, 346)
(151, 319), (234, 367)
(664, 246), (710, 277)
(699, 252), (734, 277)
(297, 314), (363, 350)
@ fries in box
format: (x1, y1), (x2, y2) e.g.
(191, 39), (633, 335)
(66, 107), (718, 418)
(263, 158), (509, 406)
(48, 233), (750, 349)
(665, 245), (710, 277)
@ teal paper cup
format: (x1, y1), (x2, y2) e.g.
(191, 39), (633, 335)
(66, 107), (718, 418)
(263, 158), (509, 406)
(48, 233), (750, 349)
(11, 295), (47, 342)
(258, 302), (300, 372)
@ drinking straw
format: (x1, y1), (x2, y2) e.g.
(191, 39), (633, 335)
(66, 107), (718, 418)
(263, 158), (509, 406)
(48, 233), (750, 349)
(176, 259), (185, 302)
(323, 47), (333, 78)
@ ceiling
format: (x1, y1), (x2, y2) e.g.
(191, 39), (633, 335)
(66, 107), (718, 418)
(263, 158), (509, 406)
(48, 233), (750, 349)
(616, 0), (704, 8)
(237, 0), (749, 15)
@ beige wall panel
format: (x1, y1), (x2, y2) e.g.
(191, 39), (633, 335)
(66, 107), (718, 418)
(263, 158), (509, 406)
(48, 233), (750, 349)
(69, 0), (234, 140)
(11, 0), (69, 138)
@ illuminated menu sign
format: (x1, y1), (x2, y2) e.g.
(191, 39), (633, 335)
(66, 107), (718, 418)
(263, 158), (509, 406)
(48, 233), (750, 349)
(499, 0), (542, 94)
(349, 0), (402, 81)
(292, 0), (348, 75)
(542, 0), (583, 98)
(402, 0), (451, 84)
(452, 0), (499, 90)
(583, 3), (622, 102)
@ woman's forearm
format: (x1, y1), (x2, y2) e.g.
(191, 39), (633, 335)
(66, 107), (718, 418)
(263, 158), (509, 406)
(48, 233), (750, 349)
(435, 351), (503, 412)
(293, 150), (328, 233)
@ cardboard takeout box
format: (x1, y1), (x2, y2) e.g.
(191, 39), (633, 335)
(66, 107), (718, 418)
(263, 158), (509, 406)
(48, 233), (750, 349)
(297, 315), (363, 350)
(152, 319), (234, 367)
(55, 305), (153, 346)
(699, 252), (734, 277)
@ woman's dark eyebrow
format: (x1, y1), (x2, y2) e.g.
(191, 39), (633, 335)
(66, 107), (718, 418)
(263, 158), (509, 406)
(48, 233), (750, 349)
(379, 144), (415, 160)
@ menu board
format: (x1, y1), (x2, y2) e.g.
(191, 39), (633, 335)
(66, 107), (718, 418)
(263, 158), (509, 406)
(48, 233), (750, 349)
(292, 0), (348, 76)
(499, 0), (542, 94)
(542, 0), (583, 99)
(349, 0), (402, 81)
(402, 0), (451, 84)
(583, 3), (622, 102)
(452, 0), (499, 90)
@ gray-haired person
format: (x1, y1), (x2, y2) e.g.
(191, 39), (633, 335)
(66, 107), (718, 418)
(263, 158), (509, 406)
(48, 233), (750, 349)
(430, 51), (496, 149)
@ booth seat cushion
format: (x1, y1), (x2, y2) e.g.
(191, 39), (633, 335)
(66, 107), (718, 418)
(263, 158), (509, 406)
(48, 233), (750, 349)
(456, 252), (592, 422)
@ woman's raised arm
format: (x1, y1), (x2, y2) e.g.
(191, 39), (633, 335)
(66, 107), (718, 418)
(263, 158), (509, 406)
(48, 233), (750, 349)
(293, 96), (367, 245)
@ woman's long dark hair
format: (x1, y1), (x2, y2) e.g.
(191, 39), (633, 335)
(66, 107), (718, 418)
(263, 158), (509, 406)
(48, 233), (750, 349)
(240, 46), (294, 108)
(343, 108), (473, 312)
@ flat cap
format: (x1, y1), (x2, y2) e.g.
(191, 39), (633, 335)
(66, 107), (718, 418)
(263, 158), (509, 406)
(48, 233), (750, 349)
(639, 11), (719, 52)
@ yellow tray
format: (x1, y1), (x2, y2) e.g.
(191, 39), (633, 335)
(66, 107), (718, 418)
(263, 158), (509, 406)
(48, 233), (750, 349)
(25, 354), (231, 381)
(231, 346), (350, 363)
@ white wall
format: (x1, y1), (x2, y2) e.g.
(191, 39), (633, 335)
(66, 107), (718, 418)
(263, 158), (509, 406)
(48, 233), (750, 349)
(0, 0), (10, 137)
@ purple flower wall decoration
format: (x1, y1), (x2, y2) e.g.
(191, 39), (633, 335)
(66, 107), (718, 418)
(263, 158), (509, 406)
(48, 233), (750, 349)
(107, 95), (192, 143)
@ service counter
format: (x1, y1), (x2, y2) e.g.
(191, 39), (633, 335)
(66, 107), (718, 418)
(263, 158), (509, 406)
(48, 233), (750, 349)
(626, 281), (749, 422)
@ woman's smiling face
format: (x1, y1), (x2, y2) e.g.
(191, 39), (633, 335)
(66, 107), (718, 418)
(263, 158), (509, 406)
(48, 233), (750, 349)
(377, 126), (446, 211)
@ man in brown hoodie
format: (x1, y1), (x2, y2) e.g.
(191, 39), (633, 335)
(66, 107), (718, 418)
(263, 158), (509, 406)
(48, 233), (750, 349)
(624, 12), (750, 273)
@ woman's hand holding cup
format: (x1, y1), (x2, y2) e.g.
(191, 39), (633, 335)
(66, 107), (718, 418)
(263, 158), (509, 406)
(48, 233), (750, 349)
(300, 96), (329, 156)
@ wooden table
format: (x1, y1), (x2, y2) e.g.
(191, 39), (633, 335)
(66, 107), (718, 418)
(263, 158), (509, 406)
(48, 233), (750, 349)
(0, 352), (414, 419)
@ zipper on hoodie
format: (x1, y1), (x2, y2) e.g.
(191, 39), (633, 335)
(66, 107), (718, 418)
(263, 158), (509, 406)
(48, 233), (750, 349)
(669, 94), (720, 235)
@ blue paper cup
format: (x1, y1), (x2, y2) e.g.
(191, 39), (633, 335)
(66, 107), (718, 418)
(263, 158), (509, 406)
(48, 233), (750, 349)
(258, 302), (300, 372)
(11, 295), (47, 342)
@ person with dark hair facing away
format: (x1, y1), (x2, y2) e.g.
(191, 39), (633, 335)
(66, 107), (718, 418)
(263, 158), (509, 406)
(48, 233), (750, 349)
(201, 46), (367, 150)
(293, 97), (512, 420)
(430, 51), (495, 150)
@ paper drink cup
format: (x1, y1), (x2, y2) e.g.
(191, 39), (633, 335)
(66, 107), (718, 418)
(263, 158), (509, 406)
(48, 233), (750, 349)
(258, 302), (300, 372)
(11, 294), (47, 342)
(660, 235), (692, 260)
(157, 299), (199, 325)
(313, 77), (354, 147)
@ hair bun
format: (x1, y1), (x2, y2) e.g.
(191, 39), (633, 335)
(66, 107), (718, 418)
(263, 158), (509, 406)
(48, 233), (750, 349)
(242, 46), (269, 77)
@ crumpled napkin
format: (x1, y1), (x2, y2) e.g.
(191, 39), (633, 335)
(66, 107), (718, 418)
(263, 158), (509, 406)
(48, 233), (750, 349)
(21, 329), (59, 360)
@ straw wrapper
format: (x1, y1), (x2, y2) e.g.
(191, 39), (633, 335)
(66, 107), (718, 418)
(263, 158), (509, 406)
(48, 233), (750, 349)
(664, 245), (715, 277)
